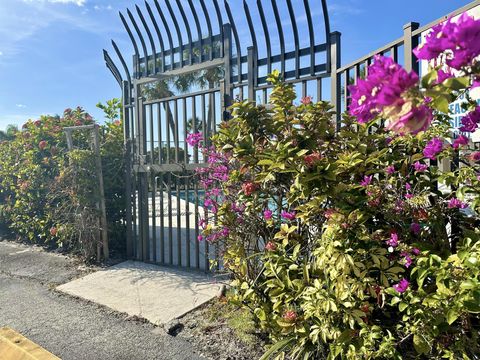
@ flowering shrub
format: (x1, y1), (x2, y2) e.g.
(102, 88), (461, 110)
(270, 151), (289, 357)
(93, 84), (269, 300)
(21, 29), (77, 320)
(0, 103), (125, 260)
(197, 14), (480, 360)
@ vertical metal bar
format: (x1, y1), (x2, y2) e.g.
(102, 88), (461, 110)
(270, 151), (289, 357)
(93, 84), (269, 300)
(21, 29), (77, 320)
(154, 0), (175, 70)
(392, 45), (398, 63)
(343, 69), (349, 112)
(151, 171), (157, 262)
(212, 0), (224, 57)
(165, 101), (171, 164)
(302, 81), (307, 99)
(157, 104), (162, 165)
(316, 78), (322, 102)
(263, 89), (267, 104)
(223, 24), (233, 114)
(224, 1), (242, 84)
(403, 22), (420, 73)
(286, 0), (300, 79)
(127, 9), (149, 77)
(185, 174), (191, 268)
(138, 99), (149, 261)
(271, 0), (285, 77)
(174, 100), (179, 163)
(257, 0), (272, 75)
(303, 0), (315, 76)
(123, 82), (133, 259)
(194, 174), (200, 269)
(176, 0), (194, 65)
(199, 0), (213, 61)
(145, 1), (165, 73)
(167, 172), (173, 265)
(136, 5), (157, 75)
(183, 98), (188, 165)
(119, 12), (140, 77)
(193, 96), (199, 164)
(186, 0), (202, 63)
(176, 174), (181, 266)
(330, 32), (342, 130)
(149, 104), (154, 164)
(247, 46), (256, 102)
(159, 173), (165, 264)
(164, 0), (184, 68)
(243, 0), (257, 86)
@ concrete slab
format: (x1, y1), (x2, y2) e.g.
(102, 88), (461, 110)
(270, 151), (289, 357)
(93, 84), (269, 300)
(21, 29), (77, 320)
(56, 261), (222, 325)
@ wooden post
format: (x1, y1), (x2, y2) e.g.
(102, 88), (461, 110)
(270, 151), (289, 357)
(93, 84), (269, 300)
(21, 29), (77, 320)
(92, 125), (109, 261)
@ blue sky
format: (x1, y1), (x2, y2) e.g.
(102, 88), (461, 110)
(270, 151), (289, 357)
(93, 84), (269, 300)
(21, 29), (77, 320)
(0, 0), (470, 130)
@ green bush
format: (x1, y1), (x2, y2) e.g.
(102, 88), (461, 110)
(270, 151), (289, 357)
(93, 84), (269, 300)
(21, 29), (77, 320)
(0, 102), (125, 260)
(198, 63), (480, 358)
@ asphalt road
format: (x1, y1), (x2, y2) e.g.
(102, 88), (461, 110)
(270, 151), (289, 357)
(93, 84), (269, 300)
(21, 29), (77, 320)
(0, 240), (204, 360)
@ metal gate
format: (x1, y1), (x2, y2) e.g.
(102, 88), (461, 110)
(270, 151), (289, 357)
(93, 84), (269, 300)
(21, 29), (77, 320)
(103, 0), (336, 270)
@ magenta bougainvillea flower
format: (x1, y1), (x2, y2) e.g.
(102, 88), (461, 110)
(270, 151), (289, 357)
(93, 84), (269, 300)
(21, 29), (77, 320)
(385, 103), (433, 135)
(413, 161), (428, 172)
(436, 68), (454, 84)
(348, 55), (432, 134)
(413, 13), (480, 69)
(386, 231), (399, 247)
(453, 134), (469, 149)
(263, 209), (273, 220)
(360, 175), (373, 187)
(281, 210), (296, 221)
(423, 137), (444, 160)
(186, 132), (203, 147)
(386, 165), (395, 175)
(401, 253), (413, 268)
(448, 198), (468, 209)
(412, 248), (421, 255)
(459, 106), (480, 133)
(393, 278), (410, 293)
(410, 223), (421, 235)
(471, 152), (480, 162)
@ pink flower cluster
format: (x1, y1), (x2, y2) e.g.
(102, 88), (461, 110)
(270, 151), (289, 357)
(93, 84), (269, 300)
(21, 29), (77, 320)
(348, 55), (432, 134)
(459, 106), (480, 133)
(413, 13), (480, 69)
(186, 132), (203, 147)
(423, 137), (444, 160)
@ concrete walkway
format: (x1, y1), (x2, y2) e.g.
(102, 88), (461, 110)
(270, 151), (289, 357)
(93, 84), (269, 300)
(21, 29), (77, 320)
(0, 240), (205, 360)
(57, 260), (222, 325)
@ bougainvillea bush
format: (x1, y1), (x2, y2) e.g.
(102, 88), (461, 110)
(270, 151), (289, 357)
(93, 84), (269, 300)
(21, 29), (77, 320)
(0, 102), (125, 260)
(195, 14), (480, 359)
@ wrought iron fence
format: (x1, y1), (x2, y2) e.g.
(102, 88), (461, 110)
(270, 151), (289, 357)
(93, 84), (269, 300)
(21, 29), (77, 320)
(104, 0), (334, 270)
(104, 0), (480, 271)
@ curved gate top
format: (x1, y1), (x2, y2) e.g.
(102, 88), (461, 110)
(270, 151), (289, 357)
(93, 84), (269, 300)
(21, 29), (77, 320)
(103, 0), (338, 270)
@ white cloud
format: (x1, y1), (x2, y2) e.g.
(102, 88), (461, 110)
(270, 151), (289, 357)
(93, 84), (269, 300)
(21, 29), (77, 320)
(16, 104), (27, 108)
(0, 51), (3, 56)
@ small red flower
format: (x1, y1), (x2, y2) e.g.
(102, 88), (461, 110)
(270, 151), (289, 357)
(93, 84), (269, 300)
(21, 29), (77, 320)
(242, 182), (258, 196)
(282, 310), (297, 323)
(38, 140), (48, 150)
(303, 152), (322, 167)
(50, 227), (58, 236)
(301, 96), (313, 105)
(265, 241), (277, 252)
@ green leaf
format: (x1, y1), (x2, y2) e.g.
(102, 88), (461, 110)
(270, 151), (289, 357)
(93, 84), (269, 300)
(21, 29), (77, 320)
(259, 337), (295, 360)
(447, 309), (460, 325)
(442, 76), (470, 91)
(413, 334), (432, 355)
(399, 302), (408, 312)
